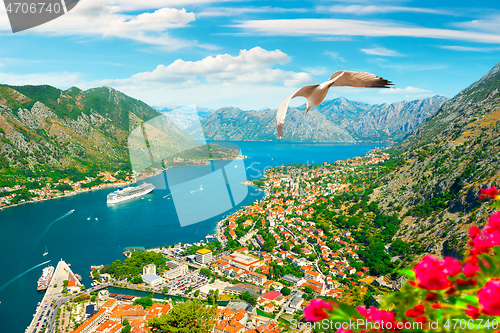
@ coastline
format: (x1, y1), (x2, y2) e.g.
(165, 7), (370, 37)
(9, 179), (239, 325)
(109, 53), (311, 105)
(0, 155), (250, 212)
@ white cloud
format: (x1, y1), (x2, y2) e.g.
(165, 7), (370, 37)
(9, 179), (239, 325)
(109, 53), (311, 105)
(361, 47), (402, 56)
(317, 5), (451, 15)
(380, 86), (431, 94)
(0, 1), (204, 49)
(116, 46), (312, 87)
(303, 66), (328, 76)
(439, 45), (500, 52)
(324, 51), (346, 63)
(0, 70), (83, 87)
(234, 19), (500, 44)
(197, 6), (308, 17)
(454, 14), (500, 34)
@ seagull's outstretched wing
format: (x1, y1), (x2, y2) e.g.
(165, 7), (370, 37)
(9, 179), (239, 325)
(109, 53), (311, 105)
(276, 70), (392, 139)
(329, 70), (393, 88)
(276, 85), (318, 139)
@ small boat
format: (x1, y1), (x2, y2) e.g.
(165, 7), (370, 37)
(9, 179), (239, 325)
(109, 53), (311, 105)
(200, 184), (203, 191)
(95, 217), (98, 221)
(87, 217), (90, 220)
(43, 246), (48, 257)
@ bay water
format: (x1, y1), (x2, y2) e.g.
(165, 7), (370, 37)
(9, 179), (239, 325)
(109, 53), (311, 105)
(0, 141), (384, 332)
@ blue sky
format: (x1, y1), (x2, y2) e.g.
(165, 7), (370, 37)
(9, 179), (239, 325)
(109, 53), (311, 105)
(0, 0), (499, 110)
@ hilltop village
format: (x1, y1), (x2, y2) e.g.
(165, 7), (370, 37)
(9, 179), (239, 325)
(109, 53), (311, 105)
(38, 148), (405, 333)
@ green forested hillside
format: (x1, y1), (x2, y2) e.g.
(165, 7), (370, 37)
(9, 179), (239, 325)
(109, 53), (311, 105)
(372, 62), (500, 259)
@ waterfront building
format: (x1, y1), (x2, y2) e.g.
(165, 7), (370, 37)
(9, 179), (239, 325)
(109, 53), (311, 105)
(163, 264), (188, 280)
(143, 263), (156, 275)
(196, 248), (213, 265)
(141, 273), (163, 287)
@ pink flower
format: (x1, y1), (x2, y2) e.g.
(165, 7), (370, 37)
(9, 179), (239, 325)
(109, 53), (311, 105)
(486, 212), (500, 232)
(414, 255), (461, 290)
(304, 298), (333, 321)
(478, 279), (500, 316)
(469, 226), (481, 239)
(357, 305), (395, 324)
(463, 256), (480, 277)
(479, 186), (498, 199)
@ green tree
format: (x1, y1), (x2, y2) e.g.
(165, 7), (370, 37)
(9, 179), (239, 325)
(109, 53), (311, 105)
(281, 287), (291, 296)
(239, 291), (257, 305)
(194, 289), (200, 297)
(304, 285), (313, 294)
(147, 300), (216, 333)
(131, 275), (143, 284)
(162, 286), (169, 293)
(133, 295), (153, 309)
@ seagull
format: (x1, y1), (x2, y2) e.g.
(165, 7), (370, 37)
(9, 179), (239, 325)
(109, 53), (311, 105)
(276, 70), (393, 139)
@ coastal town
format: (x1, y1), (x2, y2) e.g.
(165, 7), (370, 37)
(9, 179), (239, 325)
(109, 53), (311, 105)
(0, 144), (246, 209)
(26, 148), (401, 333)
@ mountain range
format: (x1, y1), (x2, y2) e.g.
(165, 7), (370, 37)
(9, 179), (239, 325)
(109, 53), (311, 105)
(182, 96), (447, 143)
(373, 61), (500, 258)
(0, 85), (197, 184)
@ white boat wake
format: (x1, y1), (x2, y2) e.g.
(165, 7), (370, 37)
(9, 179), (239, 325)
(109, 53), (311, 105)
(0, 260), (51, 292)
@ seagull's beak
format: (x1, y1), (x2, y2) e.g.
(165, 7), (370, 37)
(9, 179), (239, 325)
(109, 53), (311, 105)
(305, 107), (310, 114)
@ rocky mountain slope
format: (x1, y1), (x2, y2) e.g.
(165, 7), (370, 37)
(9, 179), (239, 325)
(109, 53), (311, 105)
(189, 106), (356, 142)
(0, 85), (196, 184)
(373, 62), (500, 258)
(191, 96), (446, 142)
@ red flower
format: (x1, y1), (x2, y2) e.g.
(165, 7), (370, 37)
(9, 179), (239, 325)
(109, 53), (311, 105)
(414, 255), (461, 290)
(469, 226), (481, 239)
(425, 293), (437, 301)
(465, 305), (481, 319)
(479, 186), (498, 199)
(406, 305), (425, 318)
(304, 298), (333, 321)
(463, 261), (480, 277)
(478, 279), (500, 316)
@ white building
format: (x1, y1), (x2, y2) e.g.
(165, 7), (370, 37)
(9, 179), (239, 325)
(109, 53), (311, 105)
(163, 264), (189, 280)
(143, 263), (156, 275)
(196, 249), (213, 265)
(141, 273), (163, 287)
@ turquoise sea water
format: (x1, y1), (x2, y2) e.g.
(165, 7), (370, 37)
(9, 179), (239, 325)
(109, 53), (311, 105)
(0, 141), (384, 332)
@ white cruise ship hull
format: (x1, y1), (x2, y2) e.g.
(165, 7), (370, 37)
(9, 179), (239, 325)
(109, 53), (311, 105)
(107, 183), (155, 204)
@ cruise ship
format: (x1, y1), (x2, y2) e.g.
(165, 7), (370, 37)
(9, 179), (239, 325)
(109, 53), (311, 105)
(106, 183), (155, 204)
(37, 266), (54, 292)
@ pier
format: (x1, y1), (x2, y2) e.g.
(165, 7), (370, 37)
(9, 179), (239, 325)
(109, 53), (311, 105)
(25, 260), (82, 333)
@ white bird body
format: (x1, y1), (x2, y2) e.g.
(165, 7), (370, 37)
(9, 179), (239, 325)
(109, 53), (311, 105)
(276, 70), (392, 139)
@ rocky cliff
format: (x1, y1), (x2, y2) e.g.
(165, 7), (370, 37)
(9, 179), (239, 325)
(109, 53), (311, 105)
(191, 96), (447, 142)
(373, 62), (500, 258)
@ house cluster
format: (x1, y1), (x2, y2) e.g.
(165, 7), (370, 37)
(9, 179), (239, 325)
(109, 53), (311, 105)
(0, 172), (131, 207)
(70, 295), (281, 333)
(212, 161), (392, 303)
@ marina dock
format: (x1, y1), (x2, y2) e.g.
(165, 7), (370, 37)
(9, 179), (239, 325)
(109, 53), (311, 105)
(25, 260), (82, 333)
